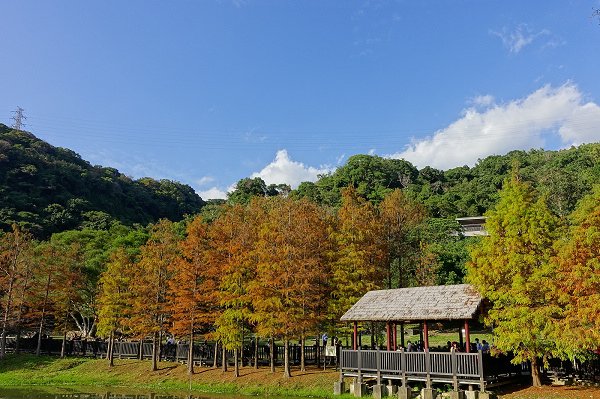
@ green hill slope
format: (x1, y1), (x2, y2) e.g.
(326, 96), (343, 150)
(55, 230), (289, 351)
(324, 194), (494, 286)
(0, 124), (204, 237)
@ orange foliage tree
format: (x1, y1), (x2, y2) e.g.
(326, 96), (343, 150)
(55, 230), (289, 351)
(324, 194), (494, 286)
(0, 225), (33, 358)
(328, 187), (386, 341)
(209, 202), (263, 376)
(554, 185), (600, 358)
(130, 219), (180, 371)
(379, 189), (426, 288)
(249, 197), (330, 377)
(168, 216), (214, 374)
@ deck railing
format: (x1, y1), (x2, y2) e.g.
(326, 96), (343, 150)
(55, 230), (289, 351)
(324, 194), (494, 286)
(340, 349), (485, 390)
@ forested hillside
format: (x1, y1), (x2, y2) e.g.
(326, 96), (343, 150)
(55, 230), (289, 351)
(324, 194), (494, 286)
(0, 124), (205, 237)
(290, 145), (600, 218)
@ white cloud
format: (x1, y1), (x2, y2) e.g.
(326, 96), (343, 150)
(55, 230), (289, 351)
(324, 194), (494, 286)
(250, 150), (332, 188)
(491, 24), (550, 53)
(198, 187), (228, 200)
(559, 102), (600, 145)
(195, 176), (215, 186)
(389, 83), (600, 170)
(469, 95), (495, 108)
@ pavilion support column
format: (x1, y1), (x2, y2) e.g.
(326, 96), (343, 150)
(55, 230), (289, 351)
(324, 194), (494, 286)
(393, 323), (397, 351)
(386, 322), (391, 351)
(400, 322), (405, 348)
(464, 320), (471, 353)
(353, 322), (358, 351)
(423, 321), (429, 351)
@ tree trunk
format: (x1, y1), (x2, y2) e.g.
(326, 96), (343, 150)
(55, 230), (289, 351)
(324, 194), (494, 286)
(36, 273), (52, 356)
(270, 337), (275, 373)
(300, 336), (306, 372)
(15, 329), (21, 354)
(0, 252), (17, 358)
(531, 356), (542, 387)
(108, 331), (115, 367)
(222, 345), (228, 372)
(212, 342), (218, 368)
(61, 330), (67, 358)
(138, 339), (143, 360)
(254, 337), (259, 369)
(234, 348), (239, 377)
(283, 338), (291, 378)
(188, 331), (194, 375)
(151, 332), (159, 371)
(316, 340), (321, 368)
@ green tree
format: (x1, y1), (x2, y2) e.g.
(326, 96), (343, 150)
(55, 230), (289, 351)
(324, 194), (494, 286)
(467, 175), (560, 387)
(96, 248), (135, 366)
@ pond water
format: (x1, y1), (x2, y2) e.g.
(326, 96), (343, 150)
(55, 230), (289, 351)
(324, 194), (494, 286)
(0, 388), (261, 399)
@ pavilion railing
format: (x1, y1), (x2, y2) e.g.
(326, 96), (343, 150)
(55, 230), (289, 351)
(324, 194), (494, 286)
(339, 349), (486, 390)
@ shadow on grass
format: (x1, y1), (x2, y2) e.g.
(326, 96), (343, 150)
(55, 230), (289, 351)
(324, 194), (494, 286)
(0, 354), (57, 372)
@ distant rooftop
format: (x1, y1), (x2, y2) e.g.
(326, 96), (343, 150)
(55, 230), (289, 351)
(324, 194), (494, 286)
(340, 284), (483, 322)
(455, 216), (488, 237)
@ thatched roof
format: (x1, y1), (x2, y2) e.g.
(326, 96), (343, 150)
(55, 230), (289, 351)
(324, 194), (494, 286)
(340, 284), (482, 322)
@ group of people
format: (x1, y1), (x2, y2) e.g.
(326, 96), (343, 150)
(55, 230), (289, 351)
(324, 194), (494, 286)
(446, 338), (491, 353)
(400, 338), (491, 353)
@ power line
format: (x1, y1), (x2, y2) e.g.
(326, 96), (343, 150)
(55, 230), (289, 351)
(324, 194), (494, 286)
(11, 107), (27, 130)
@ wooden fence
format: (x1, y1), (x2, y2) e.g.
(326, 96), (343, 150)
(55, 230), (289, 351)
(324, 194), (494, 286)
(3, 337), (337, 367)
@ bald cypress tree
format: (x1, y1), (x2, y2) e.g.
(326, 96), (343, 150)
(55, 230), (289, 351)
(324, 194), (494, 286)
(168, 217), (212, 375)
(467, 174), (560, 387)
(553, 185), (600, 358)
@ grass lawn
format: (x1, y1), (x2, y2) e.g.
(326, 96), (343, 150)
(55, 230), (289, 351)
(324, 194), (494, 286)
(0, 354), (599, 399)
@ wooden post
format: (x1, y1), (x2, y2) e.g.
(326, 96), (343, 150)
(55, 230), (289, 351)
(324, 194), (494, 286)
(451, 347), (458, 391)
(478, 350), (485, 392)
(464, 320), (471, 353)
(376, 348), (381, 385)
(400, 322), (405, 348)
(400, 348), (407, 387)
(339, 351), (344, 382)
(386, 322), (391, 351)
(423, 320), (429, 351)
(357, 345), (362, 383)
(393, 323), (397, 351)
(425, 346), (432, 388)
(353, 322), (358, 350)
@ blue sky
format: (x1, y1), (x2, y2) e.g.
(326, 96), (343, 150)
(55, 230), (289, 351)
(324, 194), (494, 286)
(1, 0), (600, 199)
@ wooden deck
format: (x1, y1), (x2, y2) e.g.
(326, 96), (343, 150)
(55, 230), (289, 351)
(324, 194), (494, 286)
(339, 348), (524, 391)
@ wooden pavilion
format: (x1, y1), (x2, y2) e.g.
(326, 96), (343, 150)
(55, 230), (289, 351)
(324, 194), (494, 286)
(335, 284), (513, 399)
(340, 284), (482, 352)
